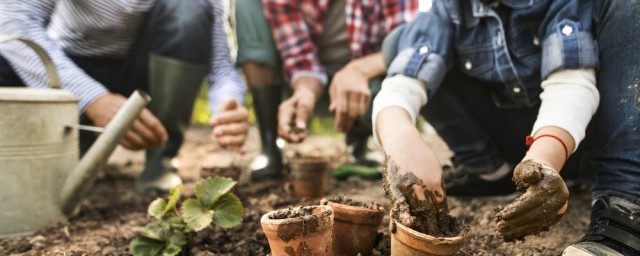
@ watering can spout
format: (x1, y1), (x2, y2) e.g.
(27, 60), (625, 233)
(60, 90), (151, 214)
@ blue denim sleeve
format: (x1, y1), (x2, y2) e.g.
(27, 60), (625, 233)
(540, 0), (598, 79)
(386, 0), (454, 96)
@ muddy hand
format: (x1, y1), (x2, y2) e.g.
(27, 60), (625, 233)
(383, 158), (451, 235)
(495, 159), (569, 241)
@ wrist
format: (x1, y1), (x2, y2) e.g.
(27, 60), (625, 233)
(293, 77), (323, 102)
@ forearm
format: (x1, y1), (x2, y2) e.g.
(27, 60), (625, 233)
(292, 76), (324, 102)
(0, 1), (107, 113)
(376, 107), (418, 149)
(526, 68), (598, 171)
(348, 52), (386, 80)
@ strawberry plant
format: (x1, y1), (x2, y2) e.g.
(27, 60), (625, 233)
(129, 177), (243, 256)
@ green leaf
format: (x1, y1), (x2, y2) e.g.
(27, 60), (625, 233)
(165, 215), (186, 230)
(168, 232), (188, 247)
(164, 185), (183, 216)
(148, 198), (167, 220)
(161, 244), (182, 256)
(212, 193), (244, 228)
(137, 222), (171, 241)
(195, 177), (236, 208)
(130, 237), (165, 256)
(182, 198), (213, 231)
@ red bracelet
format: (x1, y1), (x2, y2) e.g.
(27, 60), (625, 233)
(526, 134), (569, 160)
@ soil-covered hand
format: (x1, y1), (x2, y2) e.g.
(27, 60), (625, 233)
(278, 77), (322, 143)
(210, 98), (249, 153)
(329, 64), (371, 132)
(495, 159), (569, 241)
(85, 92), (167, 150)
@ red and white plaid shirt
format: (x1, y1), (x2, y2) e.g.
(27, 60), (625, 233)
(263, 0), (419, 84)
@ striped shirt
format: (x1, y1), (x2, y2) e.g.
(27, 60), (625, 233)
(0, 0), (245, 114)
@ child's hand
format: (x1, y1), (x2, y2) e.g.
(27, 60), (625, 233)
(495, 159), (569, 241)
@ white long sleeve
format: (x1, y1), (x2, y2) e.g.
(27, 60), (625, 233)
(372, 75), (428, 146)
(531, 68), (598, 152)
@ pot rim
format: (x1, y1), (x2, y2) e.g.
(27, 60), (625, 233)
(320, 198), (385, 214)
(287, 156), (330, 165)
(261, 205), (333, 226)
(392, 220), (465, 244)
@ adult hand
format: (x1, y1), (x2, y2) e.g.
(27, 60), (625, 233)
(210, 98), (249, 153)
(379, 107), (449, 234)
(329, 64), (371, 132)
(495, 159), (569, 241)
(278, 77), (322, 143)
(85, 92), (168, 150)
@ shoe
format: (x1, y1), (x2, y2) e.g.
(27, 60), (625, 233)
(443, 164), (516, 196)
(563, 198), (640, 256)
(137, 158), (183, 193)
(249, 86), (285, 180)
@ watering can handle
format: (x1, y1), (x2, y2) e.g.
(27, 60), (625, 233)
(0, 35), (62, 89)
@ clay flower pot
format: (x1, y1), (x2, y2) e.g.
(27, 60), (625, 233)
(261, 205), (334, 256)
(288, 156), (331, 198)
(390, 220), (465, 256)
(320, 197), (385, 256)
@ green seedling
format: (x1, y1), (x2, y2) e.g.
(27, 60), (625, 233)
(130, 177), (244, 256)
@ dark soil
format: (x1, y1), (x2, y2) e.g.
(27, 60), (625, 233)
(0, 128), (593, 255)
(268, 206), (315, 219)
(323, 196), (383, 210)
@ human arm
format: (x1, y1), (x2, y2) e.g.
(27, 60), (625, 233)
(329, 52), (385, 132)
(0, 1), (168, 150)
(496, 69), (598, 241)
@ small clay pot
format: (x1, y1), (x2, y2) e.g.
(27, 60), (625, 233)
(261, 205), (334, 256)
(288, 156), (331, 198)
(320, 198), (385, 256)
(390, 220), (465, 256)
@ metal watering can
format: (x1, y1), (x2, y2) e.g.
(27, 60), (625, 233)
(0, 36), (151, 237)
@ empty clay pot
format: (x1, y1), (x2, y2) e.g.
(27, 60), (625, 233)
(321, 198), (385, 256)
(261, 205), (334, 256)
(390, 220), (465, 256)
(288, 156), (331, 198)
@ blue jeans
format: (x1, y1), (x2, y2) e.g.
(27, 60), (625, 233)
(388, 0), (640, 203)
(0, 0), (213, 157)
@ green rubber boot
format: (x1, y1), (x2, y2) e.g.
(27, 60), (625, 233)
(136, 54), (207, 194)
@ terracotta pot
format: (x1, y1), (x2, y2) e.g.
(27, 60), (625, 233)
(321, 198), (385, 256)
(390, 220), (465, 256)
(288, 157), (331, 198)
(261, 205), (334, 256)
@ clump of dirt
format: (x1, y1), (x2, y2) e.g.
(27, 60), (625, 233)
(383, 158), (465, 237)
(322, 196), (383, 210)
(268, 206), (315, 219)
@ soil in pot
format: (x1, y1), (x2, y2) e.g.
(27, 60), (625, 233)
(382, 158), (468, 256)
(261, 205), (334, 256)
(288, 154), (331, 198)
(320, 196), (385, 256)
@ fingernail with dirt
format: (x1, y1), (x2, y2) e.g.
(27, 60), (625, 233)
(382, 157), (468, 255)
(261, 205), (334, 256)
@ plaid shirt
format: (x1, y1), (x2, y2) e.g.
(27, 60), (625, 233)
(263, 0), (419, 84)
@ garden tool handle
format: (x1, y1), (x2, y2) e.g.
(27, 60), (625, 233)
(0, 35), (61, 89)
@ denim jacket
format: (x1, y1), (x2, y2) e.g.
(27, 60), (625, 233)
(387, 0), (598, 107)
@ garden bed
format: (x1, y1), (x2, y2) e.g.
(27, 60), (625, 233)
(0, 128), (592, 255)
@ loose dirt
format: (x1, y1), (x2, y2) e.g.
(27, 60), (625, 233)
(268, 206), (315, 219)
(0, 128), (593, 255)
